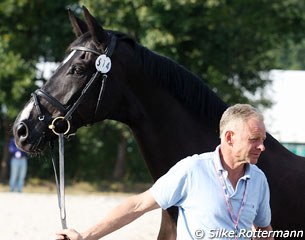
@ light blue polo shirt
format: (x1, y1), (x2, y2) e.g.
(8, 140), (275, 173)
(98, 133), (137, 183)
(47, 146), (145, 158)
(150, 146), (271, 240)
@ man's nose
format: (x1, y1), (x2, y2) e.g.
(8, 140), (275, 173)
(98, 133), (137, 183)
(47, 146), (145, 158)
(258, 142), (265, 152)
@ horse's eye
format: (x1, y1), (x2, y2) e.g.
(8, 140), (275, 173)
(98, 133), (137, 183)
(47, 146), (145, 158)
(68, 65), (83, 75)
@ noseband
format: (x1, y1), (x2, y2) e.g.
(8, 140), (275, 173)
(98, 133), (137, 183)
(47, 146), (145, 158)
(31, 34), (117, 136)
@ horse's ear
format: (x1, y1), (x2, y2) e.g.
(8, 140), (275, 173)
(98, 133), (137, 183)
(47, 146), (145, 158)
(82, 6), (108, 44)
(68, 9), (88, 36)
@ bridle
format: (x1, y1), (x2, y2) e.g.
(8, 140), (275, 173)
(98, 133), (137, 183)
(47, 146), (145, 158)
(31, 34), (117, 136)
(30, 34), (117, 235)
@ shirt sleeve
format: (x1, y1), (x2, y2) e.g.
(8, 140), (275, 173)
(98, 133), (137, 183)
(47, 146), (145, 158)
(150, 157), (193, 210)
(253, 176), (272, 227)
(9, 138), (17, 154)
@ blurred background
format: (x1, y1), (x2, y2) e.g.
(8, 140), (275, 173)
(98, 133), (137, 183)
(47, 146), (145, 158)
(1, 0), (305, 191)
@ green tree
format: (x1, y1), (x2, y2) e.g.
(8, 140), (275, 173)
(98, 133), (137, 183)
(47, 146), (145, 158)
(0, 0), (76, 61)
(276, 39), (305, 70)
(0, 0), (75, 181)
(81, 0), (305, 106)
(0, 0), (148, 183)
(2, 0), (305, 183)
(0, 33), (36, 181)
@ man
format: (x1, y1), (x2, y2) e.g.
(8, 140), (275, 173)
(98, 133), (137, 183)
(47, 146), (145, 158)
(56, 104), (273, 240)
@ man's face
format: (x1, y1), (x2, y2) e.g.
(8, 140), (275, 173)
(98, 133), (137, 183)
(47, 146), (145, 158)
(232, 118), (266, 165)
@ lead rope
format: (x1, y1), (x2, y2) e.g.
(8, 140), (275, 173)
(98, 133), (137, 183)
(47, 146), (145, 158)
(50, 135), (67, 229)
(49, 117), (71, 240)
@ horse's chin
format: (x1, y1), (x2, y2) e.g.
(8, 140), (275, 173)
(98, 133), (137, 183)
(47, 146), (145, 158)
(15, 135), (47, 154)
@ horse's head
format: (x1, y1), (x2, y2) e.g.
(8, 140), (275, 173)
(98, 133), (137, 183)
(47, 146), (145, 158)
(13, 7), (134, 153)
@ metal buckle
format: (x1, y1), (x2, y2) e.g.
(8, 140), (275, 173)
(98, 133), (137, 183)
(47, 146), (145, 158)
(48, 116), (71, 136)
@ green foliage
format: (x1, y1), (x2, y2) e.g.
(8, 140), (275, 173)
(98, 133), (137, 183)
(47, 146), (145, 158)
(80, 0), (305, 106)
(0, 0), (76, 61)
(0, 36), (36, 120)
(276, 39), (305, 70)
(2, 0), (305, 183)
(27, 121), (151, 183)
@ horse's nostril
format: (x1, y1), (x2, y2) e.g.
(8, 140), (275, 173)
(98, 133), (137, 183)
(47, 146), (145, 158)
(16, 122), (29, 139)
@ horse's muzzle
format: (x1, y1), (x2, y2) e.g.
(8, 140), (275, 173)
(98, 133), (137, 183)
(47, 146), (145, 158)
(14, 121), (29, 147)
(13, 120), (48, 153)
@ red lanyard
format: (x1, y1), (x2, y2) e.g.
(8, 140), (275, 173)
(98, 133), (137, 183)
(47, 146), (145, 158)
(214, 161), (248, 240)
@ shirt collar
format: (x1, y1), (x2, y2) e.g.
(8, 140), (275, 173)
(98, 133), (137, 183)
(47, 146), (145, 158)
(214, 145), (251, 180)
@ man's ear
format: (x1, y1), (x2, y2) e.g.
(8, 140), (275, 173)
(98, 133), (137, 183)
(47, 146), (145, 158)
(224, 131), (234, 145)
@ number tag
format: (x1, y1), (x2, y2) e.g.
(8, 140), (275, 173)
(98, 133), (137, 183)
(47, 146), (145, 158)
(95, 54), (112, 73)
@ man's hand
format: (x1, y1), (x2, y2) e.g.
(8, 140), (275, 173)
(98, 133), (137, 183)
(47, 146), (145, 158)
(55, 190), (160, 240)
(55, 229), (83, 240)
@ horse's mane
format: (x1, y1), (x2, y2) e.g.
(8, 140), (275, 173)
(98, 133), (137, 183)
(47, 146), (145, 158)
(132, 37), (228, 130)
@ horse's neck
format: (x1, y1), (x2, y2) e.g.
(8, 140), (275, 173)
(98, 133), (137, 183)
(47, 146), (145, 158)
(126, 84), (220, 180)
(259, 133), (305, 172)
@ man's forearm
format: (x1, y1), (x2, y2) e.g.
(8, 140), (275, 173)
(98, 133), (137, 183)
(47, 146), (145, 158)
(81, 190), (159, 240)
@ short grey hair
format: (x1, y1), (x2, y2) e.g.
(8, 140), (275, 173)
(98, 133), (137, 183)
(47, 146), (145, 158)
(219, 104), (264, 138)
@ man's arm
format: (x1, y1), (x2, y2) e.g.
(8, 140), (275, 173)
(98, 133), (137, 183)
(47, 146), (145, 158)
(56, 190), (159, 240)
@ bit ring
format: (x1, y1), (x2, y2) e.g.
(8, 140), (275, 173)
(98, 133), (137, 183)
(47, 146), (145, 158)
(48, 116), (71, 136)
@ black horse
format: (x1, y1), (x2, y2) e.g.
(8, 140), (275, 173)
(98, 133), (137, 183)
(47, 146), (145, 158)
(13, 7), (305, 239)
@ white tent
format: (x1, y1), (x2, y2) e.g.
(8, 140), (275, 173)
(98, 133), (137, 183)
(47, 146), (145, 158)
(263, 70), (305, 144)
